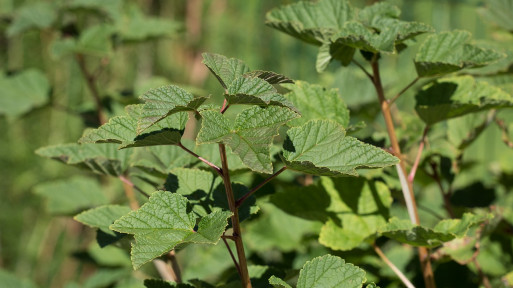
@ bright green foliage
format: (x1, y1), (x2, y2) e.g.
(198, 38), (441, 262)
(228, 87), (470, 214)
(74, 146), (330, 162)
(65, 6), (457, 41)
(269, 255), (368, 288)
(415, 31), (504, 77)
(75, 205), (132, 235)
(282, 81), (350, 127)
(6, 2), (57, 36)
(80, 104), (188, 149)
(380, 213), (489, 247)
(197, 106), (299, 174)
(282, 120), (398, 176)
(36, 143), (132, 176)
(415, 76), (513, 124)
(266, 0), (432, 71)
(110, 192), (232, 269)
(33, 176), (108, 215)
(479, 0), (513, 32)
(0, 69), (50, 118)
(137, 85), (208, 134)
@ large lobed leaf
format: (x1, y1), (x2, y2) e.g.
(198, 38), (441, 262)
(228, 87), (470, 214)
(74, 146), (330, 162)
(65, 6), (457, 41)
(197, 106), (299, 174)
(282, 120), (398, 176)
(80, 104), (188, 149)
(137, 85), (208, 134)
(111, 192), (232, 269)
(415, 31), (503, 77)
(415, 75), (513, 125)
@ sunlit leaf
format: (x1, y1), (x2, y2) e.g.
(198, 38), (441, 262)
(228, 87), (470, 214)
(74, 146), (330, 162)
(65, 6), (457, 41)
(202, 53), (250, 89)
(75, 205), (131, 235)
(297, 255), (366, 288)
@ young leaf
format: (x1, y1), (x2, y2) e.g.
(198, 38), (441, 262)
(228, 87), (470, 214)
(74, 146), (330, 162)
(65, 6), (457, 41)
(197, 106), (299, 174)
(75, 205), (132, 235)
(415, 76), (513, 125)
(33, 176), (108, 215)
(0, 69), (50, 118)
(225, 76), (296, 110)
(282, 81), (350, 127)
(110, 192), (232, 269)
(415, 31), (503, 77)
(296, 255), (366, 288)
(36, 143), (132, 176)
(137, 85), (208, 133)
(202, 53), (250, 89)
(282, 120), (398, 176)
(80, 104), (188, 148)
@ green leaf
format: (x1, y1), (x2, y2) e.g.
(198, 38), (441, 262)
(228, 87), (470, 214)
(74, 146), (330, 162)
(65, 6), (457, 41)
(225, 76), (296, 110)
(66, 0), (122, 21)
(80, 105), (188, 148)
(415, 76), (513, 125)
(34, 176), (108, 215)
(318, 177), (392, 251)
(75, 205), (131, 235)
(282, 120), (398, 176)
(110, 192), (232, 269)
(138, 85), (208, 134)
(269, 276), (292, 288)
(119, 5), (181, 41)
(144, 279), (194, 288)
(74, 24), (115, 56)
(197, 106), (299, 174)
(202, 53), (250, 89)
(415, 31), (504, 77)
(296, 255), (366, 288)
(36, 143), (132, 176)
(478, 0), (513, 32)
(82, 269), (130, 288)
(0, 69), (50, 118)
(0, 269), (37, 288)
(6, 2), (57, 36)
(282, 81), (349, 127)
(242, 70), (294, 84)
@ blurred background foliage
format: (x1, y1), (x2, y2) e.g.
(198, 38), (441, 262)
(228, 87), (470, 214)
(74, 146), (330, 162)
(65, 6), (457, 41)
(1, 0), (513, 287)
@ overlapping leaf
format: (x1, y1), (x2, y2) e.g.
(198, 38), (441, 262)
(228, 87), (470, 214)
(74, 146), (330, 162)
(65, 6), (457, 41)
(75, 205), (131, 235)
(202, 53), (250, 89)
(80, 104), (188, 148)
(34, 176), (108, 215)
(282, 120), (398, 176)
(415, 31), (503, 77)
(415, 76), (513, 125)
(282, 81), (349, 127)
(242, 70), (293, 84)
(225, 76), (296, 110)
(137, 85), (208, 133)
(269, 255), (368, 288)
(379, 213), (490, 247)
(111, 192), (232, 269)
(197, 106), (299, 174)
(36, 143), (132, 176)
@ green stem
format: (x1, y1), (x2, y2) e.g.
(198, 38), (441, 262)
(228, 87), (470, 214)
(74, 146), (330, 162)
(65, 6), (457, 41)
(219, 144), (251, 288)
(389, 77), (419, 104)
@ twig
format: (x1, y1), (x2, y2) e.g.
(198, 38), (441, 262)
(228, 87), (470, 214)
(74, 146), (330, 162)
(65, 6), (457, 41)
(120, 176), (141, 211)
(165, 250), (182, 283)
(153, 259), (178, 282)
(352, 59), (374, 81)
(496, 118), (513, 148)
(408, 126), (430, 183)
(119, 175), (150, 198)
(222, 234), (241, 276)
(235, 167), (287, 208)
(220, 99), (230, 114)
(75, 53), (107, 125)
(373, 244), (416, 288)
(219, 144), (251, 288)
(178, 142), (223, 176)
(389, 77), (419, 104)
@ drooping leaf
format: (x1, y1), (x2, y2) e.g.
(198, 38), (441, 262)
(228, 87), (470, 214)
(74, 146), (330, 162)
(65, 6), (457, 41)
(80, 104), (188, 148)
(242, 70), (294, 84)
(282, 81), (349, 127)
(137, 85), (208, 134)
(6, 2), (57, 36)
(197, 106), (299, 174)
(225, 76), (296, 110)
(36, 143), (132, 176)
(478, 0), (513, 32)
(0, 69), (50, 118)
(202, 53), (250, 89)
(282, 120), (398, 176)
(415, 76), (513, 125)
(75, 205), (131, 235)
(415, 31), (504, 77)
(110, 192), (232, 269)
(34, 176), (108, 215)
(296, 255), (366, 288)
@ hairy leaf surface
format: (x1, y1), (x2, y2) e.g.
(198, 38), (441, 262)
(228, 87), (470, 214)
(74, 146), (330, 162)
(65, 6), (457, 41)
(202, 53), (250, 89)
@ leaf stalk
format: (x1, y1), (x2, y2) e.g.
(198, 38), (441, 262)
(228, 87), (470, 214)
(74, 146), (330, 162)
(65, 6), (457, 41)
(235, 166), (287, 208)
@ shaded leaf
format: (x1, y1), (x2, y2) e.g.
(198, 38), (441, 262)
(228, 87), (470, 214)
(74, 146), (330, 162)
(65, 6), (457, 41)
(282, 120), (398, 176)
(478, 0), (513, 32)
(225, 76), (296, 110)
(119, 5), (181, 41)
(415, 31), (503, 77)
(144, 279), (194, 288)
(282, 81), (349, 127)
(66, 0), (122, 21)
(197, 106), (299, 174)
(0, 69), (50, 118)
(202, 53), (250, 89)
(0, 269), (37, 288)
(243, 70), (294, 84)
(269, 276), (292, 288)
(34, 176), (108, 215)
(74, 24), (115, 56)
(7, 2), (57, 36)
(415, 76), (513, 125)
(111, 192), (231, 269)
(75, 205), (131, 235)
(138, 85), (208, 134)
